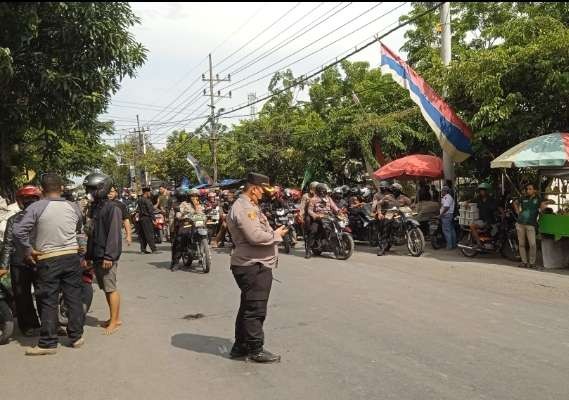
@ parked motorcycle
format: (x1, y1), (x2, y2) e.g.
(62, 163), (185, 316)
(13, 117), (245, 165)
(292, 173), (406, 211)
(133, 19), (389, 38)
(180, 214), (212, 273)
(457, 212), (520, 261)
(347, 203), (378, 246)
(378, 207), (425, 257)
(310, 215), (355, 260)
(0, 273), (14, 344)
(429, 216), (462, 250)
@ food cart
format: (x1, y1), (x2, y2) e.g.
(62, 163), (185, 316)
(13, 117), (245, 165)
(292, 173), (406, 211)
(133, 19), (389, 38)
(491, 132), (569, 268)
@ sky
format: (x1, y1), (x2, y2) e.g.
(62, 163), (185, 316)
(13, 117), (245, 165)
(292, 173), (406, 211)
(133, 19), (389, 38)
(101, 2), (413, 149)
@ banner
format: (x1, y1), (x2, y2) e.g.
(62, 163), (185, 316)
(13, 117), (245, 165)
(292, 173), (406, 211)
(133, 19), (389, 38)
(380, 42), (473, 162)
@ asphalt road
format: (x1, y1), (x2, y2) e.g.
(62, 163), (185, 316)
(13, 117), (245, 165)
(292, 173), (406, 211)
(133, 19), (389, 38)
(2, 240), (569, 400)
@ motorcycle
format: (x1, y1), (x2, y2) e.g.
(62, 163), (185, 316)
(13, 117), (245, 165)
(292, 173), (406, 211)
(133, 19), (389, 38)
(310, 214), (355, 260)
(273, 207), (297, 254)
(153, 209), (165, 244)
(378, 207), (425, 257)
(180, 214), (212, 273)
(347, 203), (379, 246)
(457, 211), (520, 261)
(206, 206), (221, 243)
(429, 216), (462, 250)
(0, 272), (14, 344)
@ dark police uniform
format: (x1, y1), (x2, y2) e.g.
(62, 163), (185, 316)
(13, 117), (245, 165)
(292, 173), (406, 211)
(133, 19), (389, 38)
(226, 173), (282, 362)
(137, 191), (157, 253)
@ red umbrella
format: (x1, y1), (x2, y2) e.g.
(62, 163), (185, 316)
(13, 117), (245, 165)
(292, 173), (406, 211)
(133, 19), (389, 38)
(373, 155), (443, 180)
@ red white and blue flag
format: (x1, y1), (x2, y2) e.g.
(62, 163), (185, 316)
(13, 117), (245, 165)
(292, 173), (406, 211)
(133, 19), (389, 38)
(380, 43), (472, 162)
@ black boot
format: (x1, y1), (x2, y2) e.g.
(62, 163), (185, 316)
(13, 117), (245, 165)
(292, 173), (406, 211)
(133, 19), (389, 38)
(305, 249), (312, 259)
(229, 343), (249, 359)
(248, 349), (281, 363)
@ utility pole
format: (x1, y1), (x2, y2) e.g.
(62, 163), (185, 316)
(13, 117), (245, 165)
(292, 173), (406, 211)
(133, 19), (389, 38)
(248, 92), (257, 118)
(203, 53), (231, 184)
(440, 2), (454, 183)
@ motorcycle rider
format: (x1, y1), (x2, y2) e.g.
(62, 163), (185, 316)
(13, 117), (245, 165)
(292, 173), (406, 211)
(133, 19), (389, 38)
(0, 185), (42, 337)
(374, 182), (399, 256)
(171, 189), (204, 270)
(305, 183), (340, 259)
(391, 183), (412, 207)
(299, 182), (318, 257)
(468, 182), (499, 249)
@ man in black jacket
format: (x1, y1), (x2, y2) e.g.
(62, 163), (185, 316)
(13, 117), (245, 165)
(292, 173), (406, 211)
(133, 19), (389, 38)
(84, 173), (123, 335)
(0, 185), (42, 336)
(137, 187), (157, 254)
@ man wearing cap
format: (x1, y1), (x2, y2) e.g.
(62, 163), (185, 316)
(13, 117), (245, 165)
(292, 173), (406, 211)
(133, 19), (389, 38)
(226, 173), (288, 363)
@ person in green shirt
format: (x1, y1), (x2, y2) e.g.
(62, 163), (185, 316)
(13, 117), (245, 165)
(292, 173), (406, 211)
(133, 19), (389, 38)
(513, 183), (547, 269)
(154, 185), (170, 212)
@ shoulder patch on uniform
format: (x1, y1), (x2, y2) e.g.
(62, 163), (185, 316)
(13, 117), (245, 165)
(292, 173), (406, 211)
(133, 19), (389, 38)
(247, 210), (257, 220)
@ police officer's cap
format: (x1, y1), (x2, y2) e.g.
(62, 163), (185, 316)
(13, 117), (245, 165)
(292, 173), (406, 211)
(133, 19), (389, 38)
(247, 172), (274, 192)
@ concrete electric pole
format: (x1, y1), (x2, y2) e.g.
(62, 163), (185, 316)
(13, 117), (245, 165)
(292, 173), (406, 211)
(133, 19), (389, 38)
(440, 2), (455, 183)
(203, 54), (231, 184)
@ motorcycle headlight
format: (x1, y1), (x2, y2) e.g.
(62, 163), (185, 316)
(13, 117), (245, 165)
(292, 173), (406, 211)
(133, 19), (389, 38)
(194, 221), (205, 227)
(276, 210), (285, 216)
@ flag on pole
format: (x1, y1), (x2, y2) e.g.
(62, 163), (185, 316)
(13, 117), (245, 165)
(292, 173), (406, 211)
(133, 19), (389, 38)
(186, 154), (213, 185)
(301, 167), (313, 190)
(379, 43), (472, 162)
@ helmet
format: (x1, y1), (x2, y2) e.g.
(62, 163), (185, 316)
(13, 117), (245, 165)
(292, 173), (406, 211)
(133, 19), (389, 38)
(316, 183), (329, 196)
(341, 185), (350, 195)
(379, 181), (390, 189)
(477, 182), (492, 191)
(333, 187), (343, 195)
(188, 189), (200, 197)
(391, 183), (403, 192)
(309, 181), (319, 191)
(83, 173), (112, 199)
(16, 185), (42, 199)
(361, 187), (371, 199)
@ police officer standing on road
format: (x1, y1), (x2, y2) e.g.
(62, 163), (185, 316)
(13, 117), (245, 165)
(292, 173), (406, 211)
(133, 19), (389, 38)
(226, 173), (288, 363)
(137, 187), (158, 254)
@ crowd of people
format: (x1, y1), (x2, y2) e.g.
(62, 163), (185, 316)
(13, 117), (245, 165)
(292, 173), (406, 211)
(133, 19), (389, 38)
(0, 169), (549, 357)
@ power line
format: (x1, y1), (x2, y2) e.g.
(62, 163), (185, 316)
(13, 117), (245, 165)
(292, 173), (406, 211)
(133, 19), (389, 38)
(213, 2), (303, 69)
(226, 2), (352, 77)
(217, 2), (330, 74)
(229, 2), (408, 94)
(220, 2), (385, 92)
(218, 2), (442, 118)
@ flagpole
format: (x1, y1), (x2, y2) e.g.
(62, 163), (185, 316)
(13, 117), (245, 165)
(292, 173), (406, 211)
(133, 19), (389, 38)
(440, 2), (455, 184)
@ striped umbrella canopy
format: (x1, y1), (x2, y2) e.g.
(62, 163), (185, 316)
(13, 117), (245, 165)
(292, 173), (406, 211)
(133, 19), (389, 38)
(491, 132), (569, 169)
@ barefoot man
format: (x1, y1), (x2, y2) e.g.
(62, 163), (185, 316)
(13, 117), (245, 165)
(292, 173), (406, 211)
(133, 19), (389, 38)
(84, 173), (123, 335)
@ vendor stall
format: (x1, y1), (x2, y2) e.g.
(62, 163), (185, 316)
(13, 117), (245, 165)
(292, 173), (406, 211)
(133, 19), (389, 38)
(491, 132), (569, 268)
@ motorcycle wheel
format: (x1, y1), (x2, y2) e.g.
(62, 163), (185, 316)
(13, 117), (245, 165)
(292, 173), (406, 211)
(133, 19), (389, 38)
(460, 233), (478, 258)
(283, 241), (291, 254)
(407, 227), (425, 257)
(501, 236), (521, 262)
(312, 249), (322, 256)
(200, 238), (211, 273)
(155, 231), (162, 244)
(335, 233), (355, 260)
(0, 300), (14, 345)
(430, 233), (445, 250)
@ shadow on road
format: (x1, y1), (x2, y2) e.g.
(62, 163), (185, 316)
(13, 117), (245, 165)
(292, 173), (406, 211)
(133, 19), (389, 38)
(171, 333), (233, 358)
(149, 261), (208, 274)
